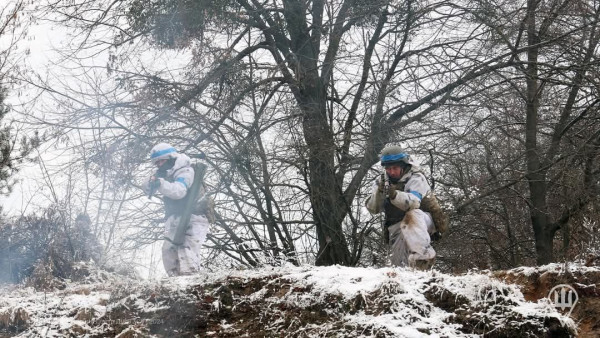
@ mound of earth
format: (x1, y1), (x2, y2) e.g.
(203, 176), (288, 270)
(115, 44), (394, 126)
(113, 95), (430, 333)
(0, 262), (580, 337)
(495, 263), (600, 338)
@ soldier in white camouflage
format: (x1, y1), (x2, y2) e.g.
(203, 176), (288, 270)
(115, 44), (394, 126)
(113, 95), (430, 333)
(142, 143), (210, 276)
(365, 145), (443, 270)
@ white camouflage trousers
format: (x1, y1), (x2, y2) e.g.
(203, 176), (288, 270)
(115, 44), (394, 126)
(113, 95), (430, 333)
(388, 209), (436, 269)
(162, 214), (209, 276)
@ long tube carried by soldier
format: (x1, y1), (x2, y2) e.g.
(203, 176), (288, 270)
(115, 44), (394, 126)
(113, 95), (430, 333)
(142, 143), (214, 277)
(365, 145), (448, 270)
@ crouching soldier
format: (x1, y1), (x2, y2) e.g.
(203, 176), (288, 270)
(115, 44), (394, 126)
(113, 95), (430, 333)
(143, 143), (212, 276)
(365, 146), (447, 270)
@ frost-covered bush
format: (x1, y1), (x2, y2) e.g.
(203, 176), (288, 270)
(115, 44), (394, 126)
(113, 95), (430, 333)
(0, 207), (102, 285)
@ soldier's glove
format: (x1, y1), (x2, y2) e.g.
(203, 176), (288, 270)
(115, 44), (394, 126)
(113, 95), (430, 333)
(430, 231), (442, 242)
(388, 184), (397, 199)
(378, 174), (386, 193)
(150, 179), (161, 190)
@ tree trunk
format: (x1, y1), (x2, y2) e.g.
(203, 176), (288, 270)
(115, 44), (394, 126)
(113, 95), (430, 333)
(282, 0), (352, 265)
(298, 76), (352, 266)
(525, 0), (554, 265)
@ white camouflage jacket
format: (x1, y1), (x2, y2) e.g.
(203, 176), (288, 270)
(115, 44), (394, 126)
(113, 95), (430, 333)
(365, 166), (431, 215)
(143, 153), (194, 202)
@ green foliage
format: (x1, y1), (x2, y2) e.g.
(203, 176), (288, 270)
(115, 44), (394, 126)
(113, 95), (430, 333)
(0, 88), (40, 195)
(0, 86), (17, 195)
(127, 0), (241, 48)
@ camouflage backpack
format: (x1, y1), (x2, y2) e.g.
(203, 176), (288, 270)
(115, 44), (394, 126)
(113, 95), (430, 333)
(393, 172), (449, 236)
(419, 191), (449, 235)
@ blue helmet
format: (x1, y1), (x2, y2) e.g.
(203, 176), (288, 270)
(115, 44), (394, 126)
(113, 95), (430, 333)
(150, 143), (177, 164)
(380, 145), (415, 167)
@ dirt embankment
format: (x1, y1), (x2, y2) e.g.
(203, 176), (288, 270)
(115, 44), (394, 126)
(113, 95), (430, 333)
(494, 264), (600, 338)
(0, 263), (582, 337)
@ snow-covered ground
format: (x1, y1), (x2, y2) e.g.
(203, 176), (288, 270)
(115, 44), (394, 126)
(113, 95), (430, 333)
(0, 263), (581, 337)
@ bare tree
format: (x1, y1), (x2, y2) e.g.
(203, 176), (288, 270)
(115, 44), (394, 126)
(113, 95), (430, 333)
(429, 0), (600, 268)
(29, 0), (529, 268)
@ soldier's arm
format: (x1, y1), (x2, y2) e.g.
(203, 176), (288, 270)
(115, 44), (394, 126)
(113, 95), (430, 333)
(390, 173), (429, 211)
(159, 166), (194, 200)
(365, 179), (384, 214)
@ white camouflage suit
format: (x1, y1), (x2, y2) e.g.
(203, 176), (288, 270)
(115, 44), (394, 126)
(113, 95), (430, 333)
(143, 152), (210, 276)
(365, 166), (436, 268)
